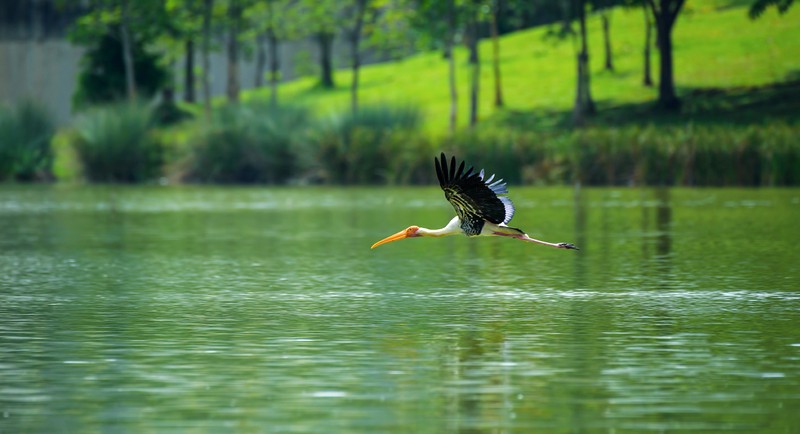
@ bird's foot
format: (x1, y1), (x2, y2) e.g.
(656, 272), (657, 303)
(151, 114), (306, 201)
(558, 242), (579, 250)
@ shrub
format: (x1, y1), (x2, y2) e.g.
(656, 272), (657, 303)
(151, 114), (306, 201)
(0, 101), (55, 181)
(315, 104), (424, 184)
(185, 103), (311, 184)
(72, 102), (163, 182)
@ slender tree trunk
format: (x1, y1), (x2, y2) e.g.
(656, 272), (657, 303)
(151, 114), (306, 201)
(351, 0), (367, 114)
(490, 3), (504, 108)
(559, 0), (572, 35)
(601, 10), (613, 71)
(120, 0), (136, 100)
(202, 0), (213, 117)
(255, 32), (266, 88)
(226, 0), (241, 103)
(267, 29), (279, 107)
(643, 5), (653, 86)
(647, 0), (685, 110)
(467, 12), (479, 127)
(572, 0), (595, 126)
(446, 0), (457, 133)
(318, 32), (335, 88)
(184, 39), (196, 102)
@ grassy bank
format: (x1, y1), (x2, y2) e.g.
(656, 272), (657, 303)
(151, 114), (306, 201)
(260, 2), (800, 134)
(24, 3), (800, 185)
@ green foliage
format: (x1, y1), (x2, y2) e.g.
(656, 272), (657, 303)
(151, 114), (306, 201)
(72, 30), (169, 110)
(71, 103), (163, 182)
(185, 103), (312, 184)
(749, 0), (794, 18)
(0, 101), (55, 181)
(315, 104), (427, 184)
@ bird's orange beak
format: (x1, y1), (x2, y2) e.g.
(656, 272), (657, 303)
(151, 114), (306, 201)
(371, 226), (419, 249)
(371, 230), (409, 249)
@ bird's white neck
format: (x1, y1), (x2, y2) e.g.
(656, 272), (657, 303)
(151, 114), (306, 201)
(418, 216), (463, 238)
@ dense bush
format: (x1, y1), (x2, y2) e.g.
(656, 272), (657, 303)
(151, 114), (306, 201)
(72, 102), (163, 182)
(0, 101), (55, 181)
(185, 103), (311, 183)
(315, 104), (428, 184)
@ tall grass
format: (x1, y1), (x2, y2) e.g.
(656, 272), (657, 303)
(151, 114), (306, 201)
(185, 103), (311, 183)
(72, 102), (163, 182)
(441, 123), (800, 187)
(0, 101), (55, 181)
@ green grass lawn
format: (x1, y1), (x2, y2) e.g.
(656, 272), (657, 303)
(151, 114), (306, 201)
(244, 2), (800, 135)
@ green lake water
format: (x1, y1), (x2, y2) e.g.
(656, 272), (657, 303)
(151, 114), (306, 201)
(1, 185), (799, 433)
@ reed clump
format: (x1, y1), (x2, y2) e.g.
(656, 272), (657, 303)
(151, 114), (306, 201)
(71, 102), (163, 182)
(0, 101), (55, 181)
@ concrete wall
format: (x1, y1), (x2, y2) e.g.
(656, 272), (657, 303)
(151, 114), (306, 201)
(0, 35), (360, 126)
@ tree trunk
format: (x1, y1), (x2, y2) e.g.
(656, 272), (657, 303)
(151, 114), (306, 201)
(559, 0), (572, 35)
(647, 0), (685, 110)
(318, 32), (335, 88)
(490, 4), (504, 108)
(467, 13), (479, 127)
(184, 39), (196, 102)
(572, 0), (595, 126)
(655, 17), (678, 109)
(267, 29), (279, 107)
(226, 0), (241, 103)
(351, 0), (367, 114)
(447, 0), (457, 133)
(643, 5), (653, 86)
(202, 0), (213, 117)
(120, 0), (136, 100)
(601, 11), (613, 71)
(255, 32), (266, 88)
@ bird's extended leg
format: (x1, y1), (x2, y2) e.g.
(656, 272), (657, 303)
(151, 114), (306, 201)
(516, 234), (579, 250)
(489, 225), (578, 250)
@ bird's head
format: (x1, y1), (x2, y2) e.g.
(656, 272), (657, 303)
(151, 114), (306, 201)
(371, 226), (421, 249)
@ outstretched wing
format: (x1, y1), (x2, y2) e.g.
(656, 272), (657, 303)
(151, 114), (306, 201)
(434, 153), (515, 235)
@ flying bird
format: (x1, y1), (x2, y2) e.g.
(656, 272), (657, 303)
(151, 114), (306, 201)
(371, 153), (579, 250)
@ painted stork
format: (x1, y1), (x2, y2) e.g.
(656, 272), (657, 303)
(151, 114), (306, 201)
(371, 153), (579, 250)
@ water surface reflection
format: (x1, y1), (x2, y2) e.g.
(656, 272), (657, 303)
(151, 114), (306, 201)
(1, 186), (799, 433)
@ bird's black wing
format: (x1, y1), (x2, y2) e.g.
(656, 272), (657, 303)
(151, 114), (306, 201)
(434, 153), (515, 236)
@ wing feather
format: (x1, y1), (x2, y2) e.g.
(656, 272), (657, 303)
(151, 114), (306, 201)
(434, 153), (516, 233)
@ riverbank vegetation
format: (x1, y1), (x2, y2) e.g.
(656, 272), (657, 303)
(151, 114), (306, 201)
(4, 2), (799, 186)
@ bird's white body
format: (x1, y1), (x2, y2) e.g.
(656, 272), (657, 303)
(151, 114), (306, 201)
(412, 216), (572, 249)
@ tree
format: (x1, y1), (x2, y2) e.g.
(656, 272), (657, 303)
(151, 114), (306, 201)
(446, 0), (460, 132)
(201, 0), (214, 116)
(594, 0), (615, 71)
(412, 0), (464, 133)
(120, 0), (136, 99)
(299, 0), (340, 89)
(749, 0), (794, 18)
(642, 3), (653, 86)
(69, 0), (169, 107)
(489, 0), (504, 107)
(164, 0), (211, 104)
(572, 0), (595, 125)
(624, 0), (653, 86)
(348, 0), (370, 113)
(465, 2), (480, 127)
(645, 0), (685, 110)
(250, 0), (300, 106)
(225, 0), (243, 103)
